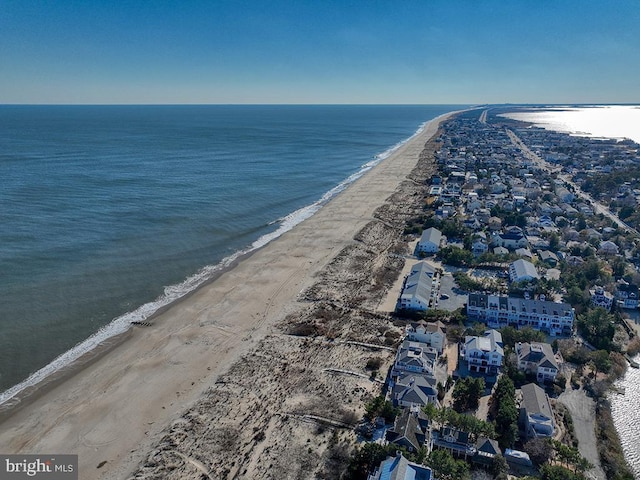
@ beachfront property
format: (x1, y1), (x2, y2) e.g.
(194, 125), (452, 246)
(391, 339), (437, 379)
(508, 259), (539, 283)
(519, 383), (555, 439)
(385, 409), (432, 453)
(416, 227), (444, 254)
(391, 373), (440, 409)
(590, 285), (614, 311)
(367, 452), (433, 480)
(515, 342), (559, 383)
(461, 329), (504, 375)
(396, 262), (439, 312)
(405, 321), (446, 354)
(467, 293), (575, 337)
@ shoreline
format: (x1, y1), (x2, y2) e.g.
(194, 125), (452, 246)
(0, 112), (431, 407)
(0, 111), (457, 479)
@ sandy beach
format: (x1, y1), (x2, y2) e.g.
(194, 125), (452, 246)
(0, 112), (453, 479)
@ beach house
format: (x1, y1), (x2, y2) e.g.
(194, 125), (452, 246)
(368, 452), (433, 480)
(509, 259), (539, 283)
(519, 383), (555, 439)
(391, 340), (437, 379)
(616, 282), (639, 309)
(391, 373), (439, 409)
(590, 285), (614, 311)
(396, 262), (438, 312)
(417, 227), (444, 254)
(515, 342), (559, 383)
(461, 329), (504, 375)
(385, 409), (431, 453)
(405, 321), (446, 354)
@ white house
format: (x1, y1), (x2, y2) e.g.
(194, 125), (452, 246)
(519, 383), (555, 439)
(397, 262), (437, 311)
(492, 230), (529, 250)
(417, 227), (443, 254)
(509, 259), (539, 283)
(616, 282), (639, 309)
(392, 340), (437, 378)
(406, 321), (446, 354)
(590, 285), (614, 311)
(462, 329), (504, 375)
(516, 342), (559, 383)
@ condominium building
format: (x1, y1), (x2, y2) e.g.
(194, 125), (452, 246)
(467, 293), (574, 337)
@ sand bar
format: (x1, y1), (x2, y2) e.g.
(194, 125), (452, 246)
(0, 112), (454, 479)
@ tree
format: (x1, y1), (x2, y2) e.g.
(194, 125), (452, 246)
(364, 396), (398, 423)
(491, 454), (509, 479)
(540, 464), (586, 480)
(589, 350), (612, 375)
(491, 376), (519, 448)
(453, 377), (485, 412)
(499, 326), (546, 348)
(611, 257), (627, 278)
(438, 245), (474, 266)
(577, 308), (616, 351)
(346, 443), (397, 480)
(523, 437), (553, 466)
(426, 449), (470, 480)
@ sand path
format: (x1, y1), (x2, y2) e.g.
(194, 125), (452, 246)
(0, 113), (452, 479)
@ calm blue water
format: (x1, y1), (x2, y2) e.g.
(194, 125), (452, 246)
(0, 105), (463, 396)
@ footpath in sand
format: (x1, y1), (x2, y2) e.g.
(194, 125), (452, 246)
(0, 113), (453, 479)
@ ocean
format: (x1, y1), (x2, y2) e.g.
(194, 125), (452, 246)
(0, 104), (462, 400)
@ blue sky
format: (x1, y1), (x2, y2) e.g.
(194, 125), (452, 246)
(1, 0), (639, 104)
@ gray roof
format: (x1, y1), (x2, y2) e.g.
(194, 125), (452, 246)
(510, 259), (539, 281)
(517, 342), (558, 370)
(420, 227), (442, 246)
(521, 383), (553, 419)
(400, 262), (435, 307)
(395, 340), (437, 373)
(468, 293), (573, 317)
(386, 410), (428, 452)
(393, 374), (438, 406)
(476, 437), (501, 456)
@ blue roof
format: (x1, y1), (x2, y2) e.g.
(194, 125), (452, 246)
(377, 455), (432, 480)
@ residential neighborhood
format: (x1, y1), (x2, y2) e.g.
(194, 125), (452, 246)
(353, 108), (640, 480)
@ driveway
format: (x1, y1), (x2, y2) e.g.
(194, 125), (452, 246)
(558, 388), (606, 480)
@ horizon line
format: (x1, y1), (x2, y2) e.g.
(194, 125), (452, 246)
(1, 102), (639, 107)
